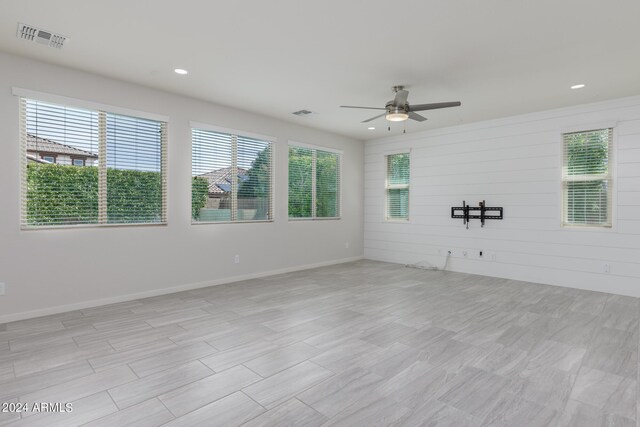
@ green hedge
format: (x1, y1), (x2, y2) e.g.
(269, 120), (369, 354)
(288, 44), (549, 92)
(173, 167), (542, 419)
(107, 168), (163, 223)
(26, 163), (170, 226)
(27, 163), (99, 225)
(288, 147), (338, 218)
(192, 176), (209, 220)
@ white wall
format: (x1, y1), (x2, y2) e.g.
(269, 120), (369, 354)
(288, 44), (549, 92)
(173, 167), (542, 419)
(365, 96), (640, 297)
(0, 52), (364, 322)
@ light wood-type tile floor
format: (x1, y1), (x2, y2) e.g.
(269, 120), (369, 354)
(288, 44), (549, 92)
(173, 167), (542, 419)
(0, 260), (638, 426)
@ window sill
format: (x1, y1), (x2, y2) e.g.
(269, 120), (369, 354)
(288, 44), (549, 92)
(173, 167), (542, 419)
(192, 219), (274, 225)
(561, 223), (614, 232)
(384, 219), (411, 224)
(288, 217), (341, 221)
(21, 222), (168, 231)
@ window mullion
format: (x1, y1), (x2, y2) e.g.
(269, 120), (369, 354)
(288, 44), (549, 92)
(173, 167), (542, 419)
(231, 134), (238, 222)
(268, 145), (273, 220)
(160, 122), (168, 223)
(19, 98), (27, 227)
(98, 111), (107, 224)
(311, 149), (317, 218)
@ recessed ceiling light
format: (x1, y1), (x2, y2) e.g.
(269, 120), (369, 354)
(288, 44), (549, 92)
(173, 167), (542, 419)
(174, 68), (188, 75)
(368, 127), (375, 130)
(571, 84), (585, 89)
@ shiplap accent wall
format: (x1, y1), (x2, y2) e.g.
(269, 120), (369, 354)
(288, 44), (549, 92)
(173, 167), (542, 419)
(364, 96), (640, 297)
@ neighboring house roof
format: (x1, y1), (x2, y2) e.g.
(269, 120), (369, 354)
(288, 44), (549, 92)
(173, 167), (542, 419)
(26, 133), (98, 159)
(26, 154), (50, 164)
(197, 167), (248, 194)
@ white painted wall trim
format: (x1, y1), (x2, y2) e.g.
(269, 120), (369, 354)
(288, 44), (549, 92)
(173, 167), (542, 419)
(288, 140), (344, 154)
(1, 53), (365, 322)
(12, 87), (170, 122)
(190, 121), (277, 143)
(0, 256), (364, 324)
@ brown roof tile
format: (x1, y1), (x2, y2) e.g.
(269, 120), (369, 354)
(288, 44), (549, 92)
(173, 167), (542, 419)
(26, 134), (98, 158)
(197, 167), (248, 194)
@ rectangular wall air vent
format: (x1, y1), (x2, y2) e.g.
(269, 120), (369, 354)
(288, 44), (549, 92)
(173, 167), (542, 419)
(17, 23), (67, 49)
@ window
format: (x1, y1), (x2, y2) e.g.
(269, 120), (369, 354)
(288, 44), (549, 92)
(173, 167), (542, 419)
(41, 155), (56, 163)
(191, 127), (273, 223)
(20, 98), (167, 228)
(562, 128), (613, 227)
(288, 144), (341, 219)
(72, 158), (85, 166)
(385, 152), (410, 221)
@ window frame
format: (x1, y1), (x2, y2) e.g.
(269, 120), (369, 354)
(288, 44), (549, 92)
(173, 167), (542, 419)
(190, 122), (275, 225)
(560, 126), (615, 230)
(16, 88), (169, 230)
(72, 158), (85, 167)
(41, 154), (57, 164)
(287, 141), (342, 221)
(384, 150), (411, 222)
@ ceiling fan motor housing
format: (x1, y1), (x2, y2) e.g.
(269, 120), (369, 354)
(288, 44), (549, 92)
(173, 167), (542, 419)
(385, 102), (407, 114)
(340, 86), (460, 124)
(385, 103), (410, 121)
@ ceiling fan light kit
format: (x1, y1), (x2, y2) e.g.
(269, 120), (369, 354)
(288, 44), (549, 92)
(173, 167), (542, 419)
(386, 111), (409, 122)
(340, 85), (461, 130)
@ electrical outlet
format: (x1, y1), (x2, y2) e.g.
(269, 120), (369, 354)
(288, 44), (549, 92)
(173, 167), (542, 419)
(234, 255), (240, 264)
(0, 283), (5, 295)
(345, 241), (349, 249)
(603, 263), (610, 273)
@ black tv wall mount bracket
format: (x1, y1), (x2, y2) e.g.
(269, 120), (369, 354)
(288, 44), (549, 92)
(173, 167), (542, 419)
(451, 200), (503, 229)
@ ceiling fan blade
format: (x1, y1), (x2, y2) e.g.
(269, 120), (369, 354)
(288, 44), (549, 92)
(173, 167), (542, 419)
(362, 113), (386, 123)
(409, 101), (461, 112)
(340, 105), (386, 110)
(408, 112), (427, 122)
(393, 90), (409, 107)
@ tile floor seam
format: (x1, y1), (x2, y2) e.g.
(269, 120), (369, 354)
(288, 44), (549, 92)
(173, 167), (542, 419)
(156, 387), (264, 424)
(563, 298), (619, 418)
(1, 260), (637, 426)
(240, 363), (266, 379)
(240, 390), (269, 411)
(155, 396), (178, 425)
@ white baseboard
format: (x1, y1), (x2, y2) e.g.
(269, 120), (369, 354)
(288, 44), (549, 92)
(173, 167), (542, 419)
(363, 255), (640, 298)
(0, 256), (364, 324)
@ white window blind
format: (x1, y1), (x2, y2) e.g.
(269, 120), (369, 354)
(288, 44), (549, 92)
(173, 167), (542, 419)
(20, 98), (167, 228)
(288, 144), (341, 219)
(191, 128), (273, 223)
(386, 152), (410, 220)
(562, 128), (613, 227)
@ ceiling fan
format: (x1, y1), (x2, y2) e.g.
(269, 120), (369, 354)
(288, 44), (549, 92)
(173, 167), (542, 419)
(340, 85), (461, 123)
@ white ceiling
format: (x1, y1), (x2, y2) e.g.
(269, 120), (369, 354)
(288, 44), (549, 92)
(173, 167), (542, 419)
(1, 0), (639, 140)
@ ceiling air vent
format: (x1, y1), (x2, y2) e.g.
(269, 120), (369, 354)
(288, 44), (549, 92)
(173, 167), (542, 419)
(16, 23), (67, 49)
(292, 110), (313, 117)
